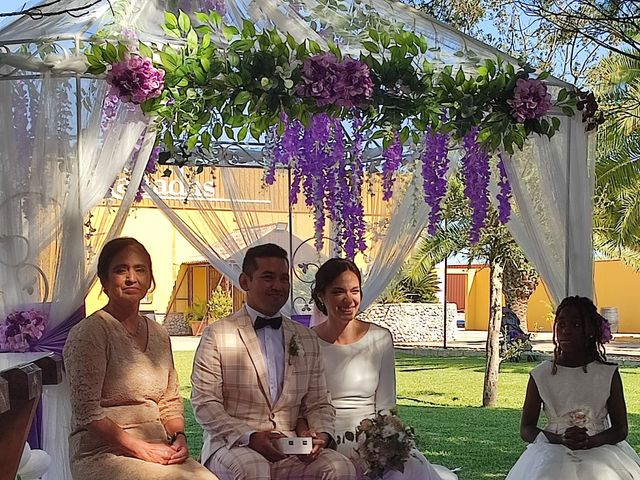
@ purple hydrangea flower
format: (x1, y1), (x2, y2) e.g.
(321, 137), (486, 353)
(508, 78), (552, 123)
(296, 53), (341, 107)
(0, 309), (47, 352)
(296, 54), (373, 109)
(335, 57), (374, 108)
(107, 55), (165, 105)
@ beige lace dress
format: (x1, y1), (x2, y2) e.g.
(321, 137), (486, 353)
(63, 310), (216, 480)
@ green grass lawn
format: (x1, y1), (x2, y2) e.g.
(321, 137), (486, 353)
(174, 352), (640, 479)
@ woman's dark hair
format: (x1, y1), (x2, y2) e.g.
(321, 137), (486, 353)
(311, 258), (362, 315)
(552, 295), (611, 374)
(97, 237), (155, 292)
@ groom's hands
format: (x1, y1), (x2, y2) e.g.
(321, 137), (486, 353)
(249, 431), (287, 462)
(296, 431), (331, 463)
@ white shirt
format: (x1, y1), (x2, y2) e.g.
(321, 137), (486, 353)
(237, 305), (285, 446)
(245, 304), (285, 403)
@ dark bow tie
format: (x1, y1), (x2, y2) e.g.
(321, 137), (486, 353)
(254, 316), (283, 330)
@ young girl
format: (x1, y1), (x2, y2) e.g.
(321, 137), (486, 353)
(506, 296), (640, 479)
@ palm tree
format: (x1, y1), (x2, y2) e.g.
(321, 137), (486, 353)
(590, 50), (640, 266)
(396, 176), (541, 406)
(502, 249), (539, 333)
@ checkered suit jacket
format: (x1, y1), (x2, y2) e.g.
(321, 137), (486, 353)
(191, 306), (335, 465)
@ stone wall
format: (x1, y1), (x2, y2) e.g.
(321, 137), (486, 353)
(360, 303), (458, 344)
(163, 313), (191, 336)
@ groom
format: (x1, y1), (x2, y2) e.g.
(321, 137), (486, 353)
(191, 243), (355, 480)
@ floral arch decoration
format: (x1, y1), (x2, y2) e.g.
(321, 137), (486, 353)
(86, 8), (600, 258)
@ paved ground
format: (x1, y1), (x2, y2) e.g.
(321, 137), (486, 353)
(171, 329), (640, 359)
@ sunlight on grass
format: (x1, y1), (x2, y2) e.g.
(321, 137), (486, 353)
(174, 351), (640, 480)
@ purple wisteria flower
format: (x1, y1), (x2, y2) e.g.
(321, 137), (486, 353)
(107, 55), (165, 105)
(0, 309), (47, 352)
(296, 54), (373, 109)
(134, 146), (161, 203)
(508, 78), (552, 123)
(382, 133), (403, 201)
(462, 128), (491, 243)
(422, 128), (450, 235)
(101, 91), (120, 132)
(496, 154), (512, 224)
(270, 113), (367, 256)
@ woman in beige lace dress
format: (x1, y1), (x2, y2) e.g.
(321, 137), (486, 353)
(63, 237), (216, 480)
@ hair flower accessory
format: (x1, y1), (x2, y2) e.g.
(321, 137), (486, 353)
(598, 314), (612, 344)
(289, 334), (304, 364)
(0, 309), (47, 352)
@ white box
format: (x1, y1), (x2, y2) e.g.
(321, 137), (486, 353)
(275, 437), (313, 455)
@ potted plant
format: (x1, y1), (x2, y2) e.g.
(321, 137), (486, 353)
(186, 299), (208, 336)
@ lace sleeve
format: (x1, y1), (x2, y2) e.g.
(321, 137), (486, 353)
(63, 320), (108, 427)
(158, 356), (184, 425)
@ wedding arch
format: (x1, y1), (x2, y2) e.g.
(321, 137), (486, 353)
(0, 0), (595, 478)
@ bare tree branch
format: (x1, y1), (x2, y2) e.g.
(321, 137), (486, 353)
(0, 0), (103, 19)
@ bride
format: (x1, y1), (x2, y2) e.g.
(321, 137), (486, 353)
(307, 258), (458, 480)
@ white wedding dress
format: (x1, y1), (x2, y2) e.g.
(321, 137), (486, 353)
(506, 360), (640, 479)
(317, 323), (458, 480)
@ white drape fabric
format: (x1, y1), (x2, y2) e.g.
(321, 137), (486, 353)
(0, 73), (153, 480)
(148, 162), (430, 317)
(502, 115), (594, 305)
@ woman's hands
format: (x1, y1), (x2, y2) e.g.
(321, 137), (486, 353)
(168, 433), (190, 464)
(129, 438), (177, 464)
(128, 435), (189, 465)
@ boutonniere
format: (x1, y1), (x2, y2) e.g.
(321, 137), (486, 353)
(289, 334), (304, 365)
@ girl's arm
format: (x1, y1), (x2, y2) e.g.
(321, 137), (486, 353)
(588, 369), (628, 448)
(520, 376), (563, 444)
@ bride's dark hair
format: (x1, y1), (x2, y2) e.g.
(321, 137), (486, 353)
(311, 258), (362, 315)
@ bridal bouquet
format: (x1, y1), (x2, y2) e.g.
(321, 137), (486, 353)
(354, 409), (416, 479)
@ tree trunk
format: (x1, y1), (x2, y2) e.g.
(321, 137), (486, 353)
(483, 261), (503, 407)
(503, 259), (539, 333)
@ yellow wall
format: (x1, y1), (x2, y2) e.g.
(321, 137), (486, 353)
(464, 266), (490, 330)
(85, 167), (387, 319)
(463, 259), (640, 333)
(85, 207), (202, 316)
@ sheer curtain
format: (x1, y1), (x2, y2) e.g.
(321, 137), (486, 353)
(503, 115), (594, 305)
(0, 73), (153, 480)
(147, 158), (431, 317)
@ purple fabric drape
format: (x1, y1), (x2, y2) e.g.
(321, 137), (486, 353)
(26, 306), (85, 449)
